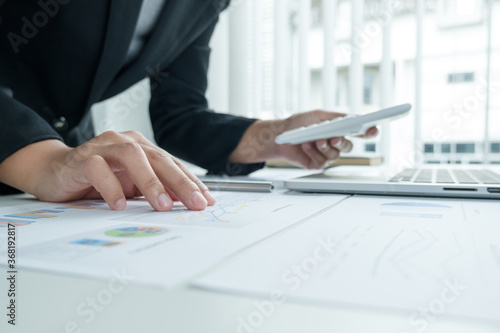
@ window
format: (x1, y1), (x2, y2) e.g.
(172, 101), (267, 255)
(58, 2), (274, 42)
(447, 72), (475, 84)
(491, 143), (500, 154)
(222, 0), (498, 166)
(365, 143), (376, 153)
(456, 143), (475, 154)
(424, 144), (434, 154)
(363, 71), (378, 105)
(441, 143), (451, 154)
(438, 0), (484, 28)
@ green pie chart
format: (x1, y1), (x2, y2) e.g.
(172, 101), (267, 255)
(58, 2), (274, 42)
(105, 226), (167, 238)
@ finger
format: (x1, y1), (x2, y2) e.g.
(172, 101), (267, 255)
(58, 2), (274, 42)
(140, 145), (214, 206)
(105, 132), (213, 206)
(81, 155), (127, 210)
(170, 156), (216, 206)
(329, 137), (353, 153)
(140, 147), (208, 211)
(114, 171), (142, 197)
(301, 142), (328, 169)
(312, 110), (347, 122)
(284, 146), (317, 169)
(122, 131), (157, 147)
(92, 131), (127, 145)
(99, 143), (174, 212)
(357, 126), (379, 138)
(118, 134), (215, 206)
(315, 139), (341, 162)
(166, 188), (180, 202)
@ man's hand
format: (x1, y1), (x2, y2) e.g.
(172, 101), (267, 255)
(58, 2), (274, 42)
(229, 110), (378, 169)
(0, 131), (216, 211)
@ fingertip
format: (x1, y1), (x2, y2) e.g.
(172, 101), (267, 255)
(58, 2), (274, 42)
(203, 191), (216, 206)
(368, 127), (379, 137)
(157, 193), (174, 211)
(329, 137), (340, 147)
(113, 198), (127, 211)
(345, 140), (354, 153)
(316, 139), (328, 151)
(190, 191), (208, 211)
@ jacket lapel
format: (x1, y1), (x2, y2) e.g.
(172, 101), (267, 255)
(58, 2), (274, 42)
(86, 0), (143, 110)
(104, 0), (219, 98)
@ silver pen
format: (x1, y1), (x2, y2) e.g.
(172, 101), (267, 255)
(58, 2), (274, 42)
(201, 180), (274, 192)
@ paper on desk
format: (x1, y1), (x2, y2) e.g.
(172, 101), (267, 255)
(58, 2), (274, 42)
(193, 196), (500, 323)
(0, 191), (346, 287)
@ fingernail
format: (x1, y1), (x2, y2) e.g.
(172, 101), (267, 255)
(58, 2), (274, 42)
(320, 142), (328, 150)
(203, 191), (216, 204)
(191, 191), (207, 208)
(157, 193), (172, 209)
(334, 139), (342, 148)
(114, 198), (126, 211)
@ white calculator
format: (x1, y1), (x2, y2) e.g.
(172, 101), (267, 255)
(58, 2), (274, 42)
(275, 104), (412, 145)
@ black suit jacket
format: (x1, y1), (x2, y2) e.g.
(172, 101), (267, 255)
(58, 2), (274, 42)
(0, 0), (263, 194)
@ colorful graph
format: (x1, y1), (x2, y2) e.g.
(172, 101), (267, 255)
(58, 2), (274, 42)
(0, 201), (105, 227)
(55, 202), (104, 210)
(71, 239), (122, 247)
(105, 226), (167, 238)
(6, 209), (63, 219)
(0, 218), (36, 226)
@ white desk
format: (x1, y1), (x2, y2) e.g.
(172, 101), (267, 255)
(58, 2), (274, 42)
(1, 168), (499, 333)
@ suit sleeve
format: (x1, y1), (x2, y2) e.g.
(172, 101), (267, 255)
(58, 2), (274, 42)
(0, 90), (63, 164)
(148, 18), (265, 176)
(0, 89), (63, 194)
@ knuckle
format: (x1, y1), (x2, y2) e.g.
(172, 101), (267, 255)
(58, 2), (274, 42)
(144, 176), (162, 189)
(311, 110), (323, 118)
(120, 142), (143, 156)
(77, 142), (97, 157)
(83, 155), (104, 172)
(124, 130), (145, 141)
(149, 149), (170, 162)
(194, 179), (209, 192)
(170, 155), (181, 164)
(100, 130), (122, 141)
(176, 176), (195, 190)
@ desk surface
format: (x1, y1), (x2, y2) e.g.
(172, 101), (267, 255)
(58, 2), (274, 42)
(1, 168), (499, 333)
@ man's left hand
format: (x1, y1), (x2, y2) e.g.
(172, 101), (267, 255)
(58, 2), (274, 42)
(229, 110), (379, 169)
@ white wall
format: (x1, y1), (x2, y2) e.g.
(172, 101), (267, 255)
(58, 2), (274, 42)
(91, 79), (155, 142)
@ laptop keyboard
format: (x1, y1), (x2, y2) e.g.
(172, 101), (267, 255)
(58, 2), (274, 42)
(389, 168), (500, 184)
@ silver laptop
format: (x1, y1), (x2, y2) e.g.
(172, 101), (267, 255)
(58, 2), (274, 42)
(284, 165), (500, 199)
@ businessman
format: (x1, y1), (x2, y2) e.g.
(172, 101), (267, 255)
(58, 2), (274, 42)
(0, 0), (377, 211)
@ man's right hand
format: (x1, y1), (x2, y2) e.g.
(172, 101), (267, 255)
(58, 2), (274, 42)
(0, 131), (216, 211)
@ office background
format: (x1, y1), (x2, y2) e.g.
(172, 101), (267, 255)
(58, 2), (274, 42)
(92, 0), (500, 167)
